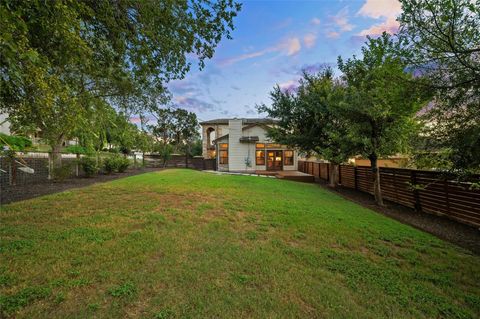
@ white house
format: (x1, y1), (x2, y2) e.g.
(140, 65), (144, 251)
(0, 113), (10, 135)
(200, 118), (298, 172)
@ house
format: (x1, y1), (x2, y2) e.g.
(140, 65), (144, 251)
(200, 118), (298, 172)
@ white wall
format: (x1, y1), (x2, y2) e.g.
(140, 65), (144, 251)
(0, 113), (10, 135)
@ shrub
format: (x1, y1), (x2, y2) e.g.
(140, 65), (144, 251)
(103, 156), (120, 174)
(117, 157), (130, 173)
(53, 163), (73, 181)
(103, 155), (130, 174)
(79, 156), (98, 177)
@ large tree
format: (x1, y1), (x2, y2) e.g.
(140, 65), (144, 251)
(259, 68), (356, 187)
(338, 33), (430, 205)
(0, 0), (241, 175)
(397, 0), (480, 174)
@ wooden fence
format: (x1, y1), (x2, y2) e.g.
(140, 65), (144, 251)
(298, 161), (480, 228)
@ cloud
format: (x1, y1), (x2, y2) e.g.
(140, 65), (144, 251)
(326, 31), (340, 39)
(332, 7), (354, 32)
(358, 0), (401, 19)
(230, 85), (240, 90)
(282, 37), (301, 56)
(310, 17), (321, 25)
(174, 96), (217, 113)
(303, 33), (317, 49)
(218, 36), (302, 66)
(244, 105), (257, 116)
(278, 79), (299, 93)
(357, 0), (402, 36)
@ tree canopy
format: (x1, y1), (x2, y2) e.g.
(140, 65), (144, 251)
(397, 0), (480, 174)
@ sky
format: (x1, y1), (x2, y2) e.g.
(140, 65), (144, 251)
(164, 0), (403, 123)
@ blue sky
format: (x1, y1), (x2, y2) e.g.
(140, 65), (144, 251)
(165, 0), (401, 122)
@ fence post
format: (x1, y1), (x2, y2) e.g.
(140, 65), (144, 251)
(354, 166), (358, 190)
(338, 165), (342, 185)
(76, 153), (80, 177)
(411, 170), (421, 212)
(327, 163), (330, 182)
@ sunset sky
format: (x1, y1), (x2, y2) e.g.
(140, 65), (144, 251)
(166, 0), (402, 122)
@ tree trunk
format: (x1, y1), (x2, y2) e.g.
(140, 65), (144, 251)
(329, 164), (339, 188)
(50, 140), (64, 179)
(369, 154), (384, 206)
(75, 153), (80, 177)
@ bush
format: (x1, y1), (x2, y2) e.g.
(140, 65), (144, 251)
(103, 156), (120, 174)
(53, 163), (73, 181)
(79, 156), (98, 177)
(103, 155), (130, 174)
(117, 157), (130, 173)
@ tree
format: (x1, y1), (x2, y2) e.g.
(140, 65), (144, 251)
(0, 0), (241, 176)
(338, 33), (430, 205)
(259, 68), (356, 187)
(150, 107), (200, 167)
(397, 0), (480, 174)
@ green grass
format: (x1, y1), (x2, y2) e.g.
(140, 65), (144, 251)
(1, 169), (479, 318)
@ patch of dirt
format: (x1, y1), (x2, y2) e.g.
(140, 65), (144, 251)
(318, 182), (480, 256)
(0, 168), (163, 205)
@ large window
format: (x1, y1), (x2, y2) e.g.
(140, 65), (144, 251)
(219, 143), (228, 164)
(256, 150), (265, 165)
(256, 143), (265, 165)
(284, 150), (294, 165)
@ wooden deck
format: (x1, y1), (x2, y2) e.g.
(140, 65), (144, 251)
(255, 170), (315, 183)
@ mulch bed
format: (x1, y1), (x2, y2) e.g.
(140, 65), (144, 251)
(319, 182), (480, 255)
(0, 168), (162, 205)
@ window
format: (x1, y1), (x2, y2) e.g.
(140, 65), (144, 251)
(267, 143), (281, 148)
(256, 150), (265, 165)
(219, 143), (228, 164)
(256, 143), (265, 149)
(284, 150), (294, 165)
(219, 151), (228, 164)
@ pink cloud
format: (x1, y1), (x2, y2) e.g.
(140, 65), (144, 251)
(303, 33), (317, 49)
(358, 0), (402, 19)
(326, 31), (340, 39)
(357, 17), (399, 36)
(357, 0), (402, 36)
(310, 17), (321, 25)
(278, 79), (299, 93)
(282, 37), (301, 56)
(218, 36), (302, 66)
(332, 7), (354, 32)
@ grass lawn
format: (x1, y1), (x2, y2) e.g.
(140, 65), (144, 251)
(1, 169), (479, 318)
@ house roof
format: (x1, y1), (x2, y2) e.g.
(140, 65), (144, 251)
(199, 118), (278, 125)
(212, 134), (229, 143)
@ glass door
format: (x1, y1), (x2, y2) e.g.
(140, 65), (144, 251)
(267, 150), (283, 171)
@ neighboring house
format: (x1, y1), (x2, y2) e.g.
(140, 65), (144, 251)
(0, 113), (76, 147)
(200, 118), (298, 172)
(0, 113), (10, 135)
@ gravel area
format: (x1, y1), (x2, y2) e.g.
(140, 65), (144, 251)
(320, 183), (480, 255)
(0, 168), (162, 205)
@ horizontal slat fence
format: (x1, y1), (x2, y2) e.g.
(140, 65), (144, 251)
(298, 161), (480, 228)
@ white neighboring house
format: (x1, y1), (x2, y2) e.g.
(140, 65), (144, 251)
(200, 118), (298, 172)
(0, 113), (10, 135)
(0, 112), (77, 147)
